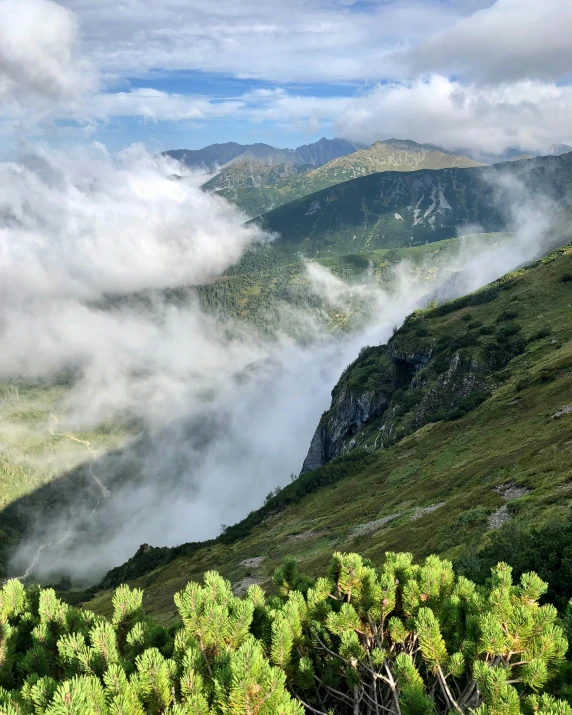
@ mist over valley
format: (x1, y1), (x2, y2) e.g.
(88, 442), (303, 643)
(2, 2), (572, 713)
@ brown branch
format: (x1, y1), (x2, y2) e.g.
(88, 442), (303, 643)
(437, 666), (463, 714)
(292, 691), (329, 715)
(384, 662), (402, 715)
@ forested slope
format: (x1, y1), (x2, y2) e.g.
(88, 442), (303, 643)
(254, 152), (572, 259)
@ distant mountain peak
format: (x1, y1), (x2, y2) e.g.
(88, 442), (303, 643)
(163, 137), (364, 172)
(378, 138), (452, 154)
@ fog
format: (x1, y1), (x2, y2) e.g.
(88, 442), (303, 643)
(1, 146), (568, 585)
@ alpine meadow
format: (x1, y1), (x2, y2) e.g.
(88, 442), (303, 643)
(1, 0), (572, 713)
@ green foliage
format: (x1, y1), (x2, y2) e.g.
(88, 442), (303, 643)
(0, 578), (302, 715)
(456, 521), (572, 610)
(435, 390), (490, 422)
(2, 553), (571, 714)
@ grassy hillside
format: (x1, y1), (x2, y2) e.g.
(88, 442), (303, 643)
(254, 152), (572, 258)
(204, 140), (483, 217)
(0, 383), (131, 511)
(82, 243), (572, 624)
(0, 381), (134, 577)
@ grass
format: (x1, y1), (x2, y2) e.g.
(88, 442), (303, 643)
(82, 243), (572, 624)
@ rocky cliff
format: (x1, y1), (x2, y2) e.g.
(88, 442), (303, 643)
(301, 281), (527, 472)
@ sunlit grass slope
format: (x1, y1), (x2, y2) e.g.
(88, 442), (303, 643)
(87, 244), (572, 624)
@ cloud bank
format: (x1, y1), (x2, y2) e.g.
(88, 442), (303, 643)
(0, 0), (93, 105)
(336, 76), (572, 155)
(0, 145), (271, 427)
(399, 0), (572, 83)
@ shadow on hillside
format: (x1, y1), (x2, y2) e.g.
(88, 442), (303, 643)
(0, 409), (221, 585)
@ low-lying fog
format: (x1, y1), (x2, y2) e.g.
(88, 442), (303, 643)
(0, 144), (566, 584)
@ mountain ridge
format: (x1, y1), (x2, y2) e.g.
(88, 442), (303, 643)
(202, 139), (483, 217)
(163, 137), (365, 171)
(253, 151), (572, 259)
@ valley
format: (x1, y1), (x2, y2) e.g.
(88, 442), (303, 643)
(86, 243), (572, 624)
(2, 149), (572, 589)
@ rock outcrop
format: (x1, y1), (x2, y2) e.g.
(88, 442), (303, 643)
(301, 388), (390, 473)
(300, 299), (517, 473)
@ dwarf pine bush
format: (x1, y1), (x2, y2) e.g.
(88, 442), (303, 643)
(0, 552), (570, 715)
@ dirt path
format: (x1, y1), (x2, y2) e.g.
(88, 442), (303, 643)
(48, 414), (110, 498)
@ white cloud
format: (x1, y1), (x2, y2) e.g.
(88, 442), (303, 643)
(2, 0), (571, 158)
(48, 86), (350, 138)
(0, 0), (94, 105)
(59, 0), (464, 83)
(11, 74), (572, 160)
(399, 0), (572, 83)
(0, 143), (267, 301)
(337, 75), (572, 154)
(74, 88), (245, 123)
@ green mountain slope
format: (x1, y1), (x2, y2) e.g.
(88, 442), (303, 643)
(195, 232), (508, 330)
(199, 159), (314, 217)
(203, 139), (483, 217)
(84, 243), (572, 623)
(254, 152), (572, 259)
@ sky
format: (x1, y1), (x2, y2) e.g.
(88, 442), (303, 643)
(1, 0), (572, 156)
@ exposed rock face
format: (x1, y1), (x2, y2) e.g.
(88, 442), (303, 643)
(410, 354), (487, 429)
(300, 313), (494, 474)
(301, 387), (391, 473)
(301, 340), (420, 473)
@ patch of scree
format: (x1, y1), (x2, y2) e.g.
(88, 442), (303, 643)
(286, 531), (316, 543)
(487, 482), (531, 530)
(352, 513), (400, 537)
(411, 502), (446, 520)
(240, 556), (266, 569)
(232, 577), (261, 596)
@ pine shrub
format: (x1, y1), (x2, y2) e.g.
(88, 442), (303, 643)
(0, 551), (570, 715)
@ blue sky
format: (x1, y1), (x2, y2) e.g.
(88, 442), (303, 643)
(98, 73), (364, 152)
(1, 0), (571, 156)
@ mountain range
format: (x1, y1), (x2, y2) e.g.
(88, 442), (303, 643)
(202, 138), (484, 217)
(163, 137), (365, 171)
(3, 150), (572, 588)
(2, 142), (572, 647)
